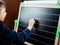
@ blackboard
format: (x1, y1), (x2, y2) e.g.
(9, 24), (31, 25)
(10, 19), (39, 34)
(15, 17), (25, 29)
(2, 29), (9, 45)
(18, 7), (60, 45)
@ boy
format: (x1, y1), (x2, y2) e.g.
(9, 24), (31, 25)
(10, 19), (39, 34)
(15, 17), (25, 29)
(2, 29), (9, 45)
(0, 1), (35, 45)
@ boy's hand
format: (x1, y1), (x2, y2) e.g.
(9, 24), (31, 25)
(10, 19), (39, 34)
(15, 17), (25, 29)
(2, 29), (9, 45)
(27, 19), (35, 31)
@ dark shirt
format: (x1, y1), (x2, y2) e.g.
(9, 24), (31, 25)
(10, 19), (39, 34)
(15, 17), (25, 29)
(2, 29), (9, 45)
(0, 21), (31, 45)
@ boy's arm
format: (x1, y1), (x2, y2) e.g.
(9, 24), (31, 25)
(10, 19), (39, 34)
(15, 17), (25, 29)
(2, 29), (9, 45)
(3, 24), (32, 43)
(3, 25), (31, 43)
(3, 19), (35, 43)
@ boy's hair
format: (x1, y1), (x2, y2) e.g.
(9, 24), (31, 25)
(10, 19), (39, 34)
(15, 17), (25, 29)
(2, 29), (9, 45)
(0, 1), (5, 7)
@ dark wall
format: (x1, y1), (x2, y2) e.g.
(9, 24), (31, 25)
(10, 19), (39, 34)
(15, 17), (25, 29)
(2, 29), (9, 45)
(3, 0), (22, 29)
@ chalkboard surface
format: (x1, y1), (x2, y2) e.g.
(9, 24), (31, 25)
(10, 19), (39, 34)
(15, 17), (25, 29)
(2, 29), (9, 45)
(18, 7), (60, 45)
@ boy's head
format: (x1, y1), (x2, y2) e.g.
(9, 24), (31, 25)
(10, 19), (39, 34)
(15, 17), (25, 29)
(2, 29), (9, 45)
(0, 1), (7, 22)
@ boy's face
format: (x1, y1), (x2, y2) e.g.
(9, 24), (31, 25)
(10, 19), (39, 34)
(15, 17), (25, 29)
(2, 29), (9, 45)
(0, 5), (7, 22)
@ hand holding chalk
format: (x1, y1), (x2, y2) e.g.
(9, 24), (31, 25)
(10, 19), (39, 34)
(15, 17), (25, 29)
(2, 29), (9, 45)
(27, 19), (35, 31)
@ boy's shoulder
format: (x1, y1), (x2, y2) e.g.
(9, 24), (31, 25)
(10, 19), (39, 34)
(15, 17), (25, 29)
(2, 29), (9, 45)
(0, 21), (3, 24)
(0, 21), (4, 27)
